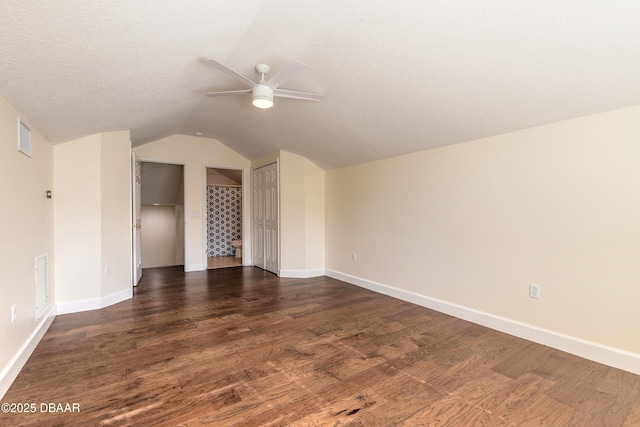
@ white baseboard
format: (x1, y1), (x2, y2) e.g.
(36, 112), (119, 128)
(279, 268), (325, 278)
(0, 305), (56, 399)
(57, 288), (133, 315)
(185, 263), (205, 272)
(325, 269), (640, 376)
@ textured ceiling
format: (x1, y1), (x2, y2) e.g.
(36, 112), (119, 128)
(1, 1), (640, 169)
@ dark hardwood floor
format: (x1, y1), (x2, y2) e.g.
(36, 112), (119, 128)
(2, 266), (639, 426)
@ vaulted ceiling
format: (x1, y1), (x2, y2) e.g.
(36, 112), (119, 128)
(1, 1), (640, 170)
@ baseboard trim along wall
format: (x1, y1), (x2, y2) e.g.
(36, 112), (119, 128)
(57, 288), (133, 315)
(325, 269), (640, 376)
(185, 263), (205, 272)
(279, 269), (326, 279)
(0, 305), (56, 400)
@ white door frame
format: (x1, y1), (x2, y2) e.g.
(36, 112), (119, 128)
(131, 152), (142, 286)
(202, 164), (249, 267)
(133, 157), (188, 272)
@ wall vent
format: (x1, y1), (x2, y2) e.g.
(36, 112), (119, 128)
(18, 119), (32, 157)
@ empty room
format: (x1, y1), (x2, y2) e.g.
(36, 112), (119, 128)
(1, 2), (639, 425)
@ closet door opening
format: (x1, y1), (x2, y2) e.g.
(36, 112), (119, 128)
(139, 162), (186, 270)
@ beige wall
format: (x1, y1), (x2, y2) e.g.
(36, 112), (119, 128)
(0, 96), (55, 377)
(304, 156), (325, 271)
(54, 131), (132, 309)
(133, 135), (252, 271)
(279, 151), (306, 271)
(277, 151), (325, 275)
(326, 105), (640, 355)
(141, 205), (179, 268)
(100, 132), (133, 298)
(54, 136), (102, 303)
(207, 169), (241, 186)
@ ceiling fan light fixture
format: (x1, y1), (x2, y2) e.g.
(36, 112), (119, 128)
(204, 59), (322, 108)
(252, 85), (274, 109)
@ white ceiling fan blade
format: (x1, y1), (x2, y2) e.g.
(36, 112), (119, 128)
(203, 59), (258, 88)
(204, 89), (251, 97)
(274, 88), (323, 101)
(265, 61), (307, 89)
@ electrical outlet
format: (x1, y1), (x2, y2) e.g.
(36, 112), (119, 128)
(11, 304), (17, 323)
(105, 265), (112, 275)
(529, 284), (541, 299)
(352, 252), (357, 261)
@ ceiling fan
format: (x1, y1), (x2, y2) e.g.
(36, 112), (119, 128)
(203, 59), (323, 109)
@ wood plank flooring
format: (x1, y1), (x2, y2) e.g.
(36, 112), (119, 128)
(208, 256), (243, 269)
(2, 266), (639, 426)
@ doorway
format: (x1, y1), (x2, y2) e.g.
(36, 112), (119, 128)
(139, 161), (186, 269)
(206, 167), (243, 269)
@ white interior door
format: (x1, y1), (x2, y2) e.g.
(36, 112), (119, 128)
(252, 167), (265, 269)
(264, 164), (278, 273)
(252, 162), (278, 274)
(132, 152), (142, 286)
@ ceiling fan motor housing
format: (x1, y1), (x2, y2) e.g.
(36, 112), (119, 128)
(252, 85), (274, 109)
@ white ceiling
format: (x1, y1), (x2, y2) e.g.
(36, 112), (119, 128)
(1, 1), (640, 170)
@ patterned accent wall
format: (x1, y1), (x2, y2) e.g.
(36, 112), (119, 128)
(207, 185), (242, 256)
